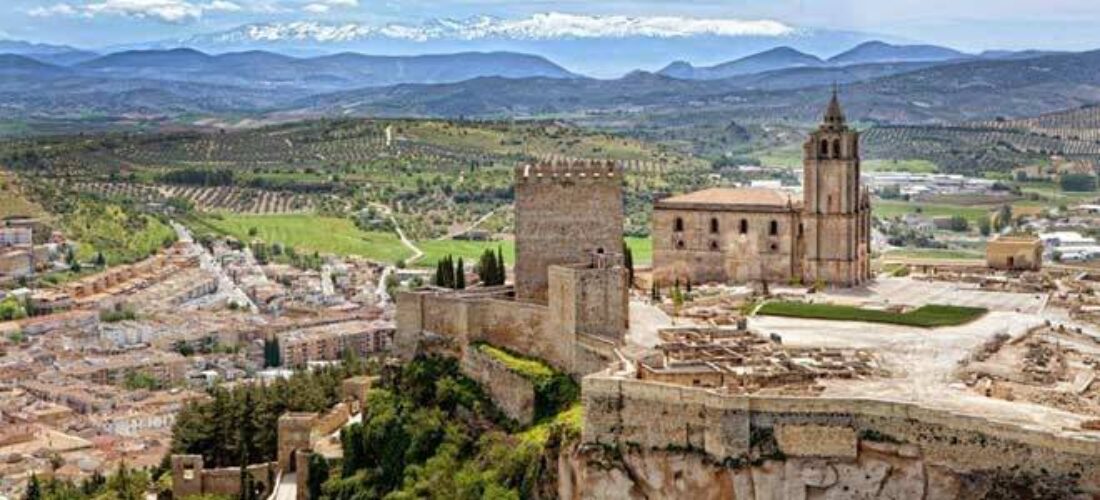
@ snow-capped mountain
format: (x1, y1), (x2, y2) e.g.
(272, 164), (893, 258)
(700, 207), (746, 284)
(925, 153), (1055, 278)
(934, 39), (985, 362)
(123, 13), (895, 77)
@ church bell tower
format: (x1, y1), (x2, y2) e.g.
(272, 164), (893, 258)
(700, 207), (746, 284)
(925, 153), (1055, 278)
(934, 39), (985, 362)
(801, 89), (871, 286)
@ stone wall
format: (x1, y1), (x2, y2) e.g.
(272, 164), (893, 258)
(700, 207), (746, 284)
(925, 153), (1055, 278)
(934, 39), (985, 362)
(170, 455), (276, 499)
(460, 346), (537, 424)
(395, 275), (625, 379)
(582, 374), (1100, 489)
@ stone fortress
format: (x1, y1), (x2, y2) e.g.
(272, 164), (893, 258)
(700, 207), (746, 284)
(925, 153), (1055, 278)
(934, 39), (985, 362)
(652, 91), (872, 287)
(395, 159), (630, 377)
(390, 92), (1100, 498)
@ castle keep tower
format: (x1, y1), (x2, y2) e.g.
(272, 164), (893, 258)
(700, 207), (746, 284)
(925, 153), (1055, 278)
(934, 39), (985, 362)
(514, 159), (625, 304)
(801, 91), (872, 286)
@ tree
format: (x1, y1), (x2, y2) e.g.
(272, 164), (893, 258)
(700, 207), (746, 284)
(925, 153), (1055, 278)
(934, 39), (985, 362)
(623, 242), (634, 286)
(263, 338), (281, 368)
(496, 248), (506, 285)
(239, 390), (258, 500)
(25, 474), (41, 500)
(94, 251), (107, 268)
(947, 215), (969, 232)
(978, 216), (992, 236)
(307, 454), (330, 500)
(455, 258), (466, 290)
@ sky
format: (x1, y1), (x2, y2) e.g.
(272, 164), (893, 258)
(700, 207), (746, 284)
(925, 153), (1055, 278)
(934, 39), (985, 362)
(5, 0), (1100, 52)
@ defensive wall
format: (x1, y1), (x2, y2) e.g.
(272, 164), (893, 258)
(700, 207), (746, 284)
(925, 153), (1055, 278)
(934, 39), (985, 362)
(583, 373), (1100, 489)
(170, 456), (277, 499)
(395, 260), (627, 378)
(460, 346), (537, 424)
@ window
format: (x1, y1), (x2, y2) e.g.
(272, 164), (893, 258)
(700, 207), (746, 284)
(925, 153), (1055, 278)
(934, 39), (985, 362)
(676, 240), (685, 250)
(832, 138), (841, 159)
(710, 217), (719, 234)
(798, 223), (804, 237)
(739, 219), (748, 234)
(674, 217), (684, 232)
(770, 243), (779, 252)
(709, 240), (719, 251)
(819, 139), (828, 157)
(769, 220), (778, 236)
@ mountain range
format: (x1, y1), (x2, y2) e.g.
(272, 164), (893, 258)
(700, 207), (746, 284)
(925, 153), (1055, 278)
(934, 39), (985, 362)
(106, 14), (902, 78)
(1, 39), (1098, 131)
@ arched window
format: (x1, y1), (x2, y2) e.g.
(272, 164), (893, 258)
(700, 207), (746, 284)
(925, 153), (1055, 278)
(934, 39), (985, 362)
(819, 139), (829, 157)
(798, 223), (804, 237)
(709, 240), (720, 251)
(709, 218), (719, 234)
(833, 138), (841, 159)
(769, 220), (779, 236)
(676, 240), (685, 250)
(739, 219), (748, 234)
(674, 217), (684, 232)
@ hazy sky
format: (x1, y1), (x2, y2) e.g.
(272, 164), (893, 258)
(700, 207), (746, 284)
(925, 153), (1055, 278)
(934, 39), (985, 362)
(5, 0), (1100, 51)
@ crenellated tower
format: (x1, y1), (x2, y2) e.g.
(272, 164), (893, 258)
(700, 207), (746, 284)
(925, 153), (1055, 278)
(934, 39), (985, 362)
(513, 159), (625, 304)
(801, 90), (872, 286)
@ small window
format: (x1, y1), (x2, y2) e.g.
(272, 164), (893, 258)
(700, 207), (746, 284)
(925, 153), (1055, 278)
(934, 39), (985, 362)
(819, 139), (828, 157)
(676, 240), (685, 250)
(769, 220), (778, 236)
(709, 240), (719, 251)
(596, 247), (604, 254)
(798, 223), (804, 237)
(674, 217), (684, 232)
(710, 218), (719, 234)
(770, 243), (778, 252)
(832, 138), (841, 159)
(739, 219), (748, 234)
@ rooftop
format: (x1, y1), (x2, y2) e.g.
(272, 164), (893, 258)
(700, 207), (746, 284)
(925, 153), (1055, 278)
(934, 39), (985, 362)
(656, 187), (799, 211)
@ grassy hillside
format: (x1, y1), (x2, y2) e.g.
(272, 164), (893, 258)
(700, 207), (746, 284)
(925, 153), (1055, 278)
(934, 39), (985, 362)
(199, 213), (413, 264)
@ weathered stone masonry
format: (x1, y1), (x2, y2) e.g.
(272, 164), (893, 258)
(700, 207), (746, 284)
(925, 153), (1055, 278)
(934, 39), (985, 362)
(583, 374), (1100, 489)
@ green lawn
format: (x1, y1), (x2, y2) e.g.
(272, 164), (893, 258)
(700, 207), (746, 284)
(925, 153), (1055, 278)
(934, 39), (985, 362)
(201, 213), (413, 264)
(757, 302), (987, 328)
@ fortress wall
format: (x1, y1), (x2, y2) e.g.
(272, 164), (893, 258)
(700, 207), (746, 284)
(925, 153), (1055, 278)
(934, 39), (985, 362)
(460, 346), (537, 425)
(471, 299), (574, 373)
(584, 374), (1100, 480)
(572, 334), (618, 378)
(310, 403), (350, 441)
(421, 294), (472, 340)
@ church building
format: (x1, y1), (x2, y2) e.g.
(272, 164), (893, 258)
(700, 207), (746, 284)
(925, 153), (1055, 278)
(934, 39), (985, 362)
(652, 92), (872, 287)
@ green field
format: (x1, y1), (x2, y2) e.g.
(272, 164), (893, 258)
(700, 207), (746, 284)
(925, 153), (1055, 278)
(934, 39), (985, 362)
(417, 236), (651, 268)
(873, 200), (991, 223)
(882, 248), (985, 260)
(200, 214), (413, 264)
(198, 213), (652, 270)
(757, 302), (987, 327)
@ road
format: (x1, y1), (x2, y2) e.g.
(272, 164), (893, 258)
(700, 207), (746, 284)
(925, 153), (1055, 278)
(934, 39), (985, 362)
(272, 472), (296, 500)
(171, 221), (258, 313)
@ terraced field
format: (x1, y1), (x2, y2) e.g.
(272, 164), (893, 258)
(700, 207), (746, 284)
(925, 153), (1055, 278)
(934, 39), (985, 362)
(68, 182), (317, 214)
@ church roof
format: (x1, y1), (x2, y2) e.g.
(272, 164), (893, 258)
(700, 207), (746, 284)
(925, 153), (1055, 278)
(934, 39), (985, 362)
(656, 188), (800, 211)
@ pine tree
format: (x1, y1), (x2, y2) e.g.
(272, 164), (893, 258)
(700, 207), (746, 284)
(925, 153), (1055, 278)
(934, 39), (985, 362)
(455, 257), (466, 289)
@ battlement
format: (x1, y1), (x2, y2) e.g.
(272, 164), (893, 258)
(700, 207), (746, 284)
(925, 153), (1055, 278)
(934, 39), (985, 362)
(515, 158), (622, 182)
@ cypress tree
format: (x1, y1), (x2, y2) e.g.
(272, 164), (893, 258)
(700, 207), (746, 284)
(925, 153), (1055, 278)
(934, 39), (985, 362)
(623, 242), (634, 286)
(496, 247), (506, 285)
(26, 474), (41, 500)
(455, 257), (466, 289)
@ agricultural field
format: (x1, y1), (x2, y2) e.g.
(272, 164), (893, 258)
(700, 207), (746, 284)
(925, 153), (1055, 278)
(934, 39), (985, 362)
(874, 200), (992, 224)
(0, 172), (49, 220)
(862, 125), (1100, 176)
(195, 213), (413, 265)
(756, 301), (988, 327)
(977, 105), (1100, 144)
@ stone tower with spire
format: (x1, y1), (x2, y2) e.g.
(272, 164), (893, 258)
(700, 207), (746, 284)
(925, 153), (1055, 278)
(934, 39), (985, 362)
(801, 89), (872, 286)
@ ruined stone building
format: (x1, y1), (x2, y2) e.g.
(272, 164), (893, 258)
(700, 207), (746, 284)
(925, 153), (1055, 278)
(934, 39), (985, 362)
(652, 92), (872, 287)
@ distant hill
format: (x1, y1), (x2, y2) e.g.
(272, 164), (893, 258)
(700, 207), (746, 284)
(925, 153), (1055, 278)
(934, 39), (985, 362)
(658, 47), (823, 80)
(0, 39), (99, 65)
(293, 49), (1100, 125)
(75, 49), (579, 92)
(827, 41), (967, 65)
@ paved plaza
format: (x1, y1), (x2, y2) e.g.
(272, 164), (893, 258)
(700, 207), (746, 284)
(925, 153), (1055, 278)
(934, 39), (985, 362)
(815, 277), (1047, 314)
